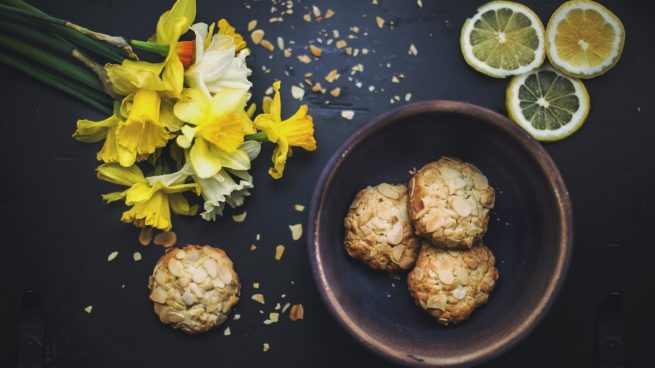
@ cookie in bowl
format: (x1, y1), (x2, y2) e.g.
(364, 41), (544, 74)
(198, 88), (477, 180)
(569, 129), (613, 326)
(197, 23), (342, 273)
(344, 183), (421, 272)
(148, 245), (240, 334)
(407, 242), (499, 325)
(408, 157), (495, 249)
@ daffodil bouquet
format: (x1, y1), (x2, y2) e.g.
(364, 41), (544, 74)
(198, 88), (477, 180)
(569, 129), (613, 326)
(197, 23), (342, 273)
(0, 0), (317, 231)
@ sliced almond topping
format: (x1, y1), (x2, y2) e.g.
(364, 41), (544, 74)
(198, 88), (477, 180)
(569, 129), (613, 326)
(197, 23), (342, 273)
(167, 259), (184, 277)
(275, 244), (285, 261)
(472, 173), (489, 190)
(289, 224), (303, 240)
(388, 222), (404, 246)
(413, 267), (424, 281)
(438, 270), (454, 284)
(232, 211), (247, 222)
(453, 287), (467, 300)
(247, 20), (257, 31)
(252, 293), (265, 304)
(150, 287), (167, 304)
(426, 295), (445, 310)
(138, 227), (153, 246)
(426, 214), (445, 233)
(452, 197), (471, 217)
(260, 39), (275, 51)
(250, 29), (265, 45)
(217, 265), (233, 285)
(391, 245), (405, 262)
(377, 183), (400, 199)
(290, 303), (304, 321)
(376, 16), (385, 29)
(309, 44), (322, 57)
(107, 251), (118, 262)
(191, 267), (208, 283)
(133, 252), (142, 262)
(153, 231), (177, 248)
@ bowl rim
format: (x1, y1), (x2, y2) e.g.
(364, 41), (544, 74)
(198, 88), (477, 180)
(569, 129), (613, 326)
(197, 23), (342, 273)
(306, 100), (573, 367)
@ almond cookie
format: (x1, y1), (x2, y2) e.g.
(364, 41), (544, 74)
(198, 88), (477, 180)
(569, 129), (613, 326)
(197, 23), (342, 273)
(148, 245), (240, 334)
(408, 157), (495, 249)
(407, 242), (498, 325)
(344, 183), (421, 272)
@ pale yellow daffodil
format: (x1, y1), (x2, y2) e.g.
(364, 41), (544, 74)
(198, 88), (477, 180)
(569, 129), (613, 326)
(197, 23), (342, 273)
(115, 89), (171, 158)
(174, 87), (255, 178)
(253, 81), (317, 179)
(73, 112), (139, 167)
(106, 0), (196, 97)
(97, 163), (199, 231)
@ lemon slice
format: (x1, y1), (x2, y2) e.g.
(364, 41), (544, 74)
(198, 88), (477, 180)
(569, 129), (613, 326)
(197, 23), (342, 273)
(506, 66), (590, 141)
(460, 1), (546, 78)
(546, 0), (625, 78)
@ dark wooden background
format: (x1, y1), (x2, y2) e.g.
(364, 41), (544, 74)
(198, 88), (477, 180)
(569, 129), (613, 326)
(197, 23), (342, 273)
(1, 0), (653, 367)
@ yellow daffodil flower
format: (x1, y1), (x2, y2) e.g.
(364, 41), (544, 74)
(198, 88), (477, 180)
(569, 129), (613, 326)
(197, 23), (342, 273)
(97, 163), (200, 231)
(106, 0), (196, 97)
(73, 112), (138, 167)
(253, 81), (317, 179)
(185, 19), (252, 97)
(174, 87), (255, 178)
(115, 89), (171, 157)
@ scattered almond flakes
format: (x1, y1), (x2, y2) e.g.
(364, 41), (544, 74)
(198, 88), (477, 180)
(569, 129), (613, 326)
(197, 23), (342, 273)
(325, 69), (340, 83)
(309, 44), (322, 57)
(250, 244), (257, 251)
(253, 282), (260, 289)
(247, 20), (257, 31)
(283, 49), (292, 58)
(138, 227), (153, 246)
(232, 211), (247, 222)
(260, 39), (275, 51)
(335, 40), (347, 49)
(133, 252), (142, 262)
(303, 13), (311, 22)
(269, 312), (279, 323)
(376, 16), (385, 29)
(325, 9), (335, 18)
(417, 0), (423, 7)
(294, 204), (305, 212)
(405, 93), (412, 102)
(275, 303), (281, 310)
(107, 251), (118, 262)
(256, 233), (261, 241)
(330, 87), (341, 97)
(282, 302), (291, 313)
(341, 110), (355, 120)
(263, 343), (270, 352)
(252, 294), (265, 304)
(289, 224), (303, 240)
(251, 29), (264, 44)
(297, 54), (312, 64)
(372, 0), (378, 4)
(223, 327), (231, 336)
(275, 244), (285, 261)
(276, 36), (284, 50)
(311, 82), (322, 93)
(392, 75), (400, 83)
(290, 304), (304, 321)
(84, 305), (93, 314)
(409, 43), (418, 56)
(233, 314), (241, 320)
(154, 231), (177, 247)
(312, 5), (321, 17)
(291, 85), (305, 100)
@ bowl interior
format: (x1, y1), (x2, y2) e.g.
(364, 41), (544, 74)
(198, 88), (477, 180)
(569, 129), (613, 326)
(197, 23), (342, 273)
(310, 102), (570, 366)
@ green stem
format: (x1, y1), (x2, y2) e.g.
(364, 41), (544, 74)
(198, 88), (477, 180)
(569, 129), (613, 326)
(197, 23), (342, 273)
(0, 53), (112, 114)
(0, 20), (69, 54)
(130, 40), (169, 56)
(245, 132), (268, 142)
(0, 34), (105, 94)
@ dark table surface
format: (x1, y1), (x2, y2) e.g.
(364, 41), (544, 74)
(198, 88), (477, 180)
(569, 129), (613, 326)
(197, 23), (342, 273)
(1, 0), (654, 367)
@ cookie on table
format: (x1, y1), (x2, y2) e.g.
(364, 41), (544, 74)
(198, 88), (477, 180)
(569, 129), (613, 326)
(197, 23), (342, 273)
(408, 157), (495, 249)
(344, 183), (421, 272)
(148, 245), (240, 334)
(407, 242), (499, 325)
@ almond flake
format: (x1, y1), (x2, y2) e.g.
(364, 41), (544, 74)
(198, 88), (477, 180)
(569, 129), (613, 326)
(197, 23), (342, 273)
(133, 252), (142, 262)
(291, 85), (305, 100)
(153, 231), (177, 248)
(253, 282), (260, 289)
(84, 305), (93, 314)
(223, 327), (231, 336)
(294, 204), (305, 212)
(297, 54), (312, 64)
(233, 314), (241, 320)
(290, 304), (304, 321)
(409, 43), (418, 55)
(263, 343), (270, 352)
(372, 0), (378, 4)
(325, 9), (335, 18)
(341, 110), (355, 120)
(392, 75), (400, 83)
(260, 39), (275, 51)
(312, 5), (321, 17)
(309, 44), (322, 57)
(251, 29), (265, 45)
(250, 244), (257, 251)
(325, 69), (340, 83)
(247, 20), (257, 32)
(405, 93), (412, 101)
(269, 312), (279, 323)
(107, 251), (118, 262)
(277, 36), (285, 50)
(232, 211), (247, 222)
(376, 16), (385, 28)
(283, 49), (292, 58)
(289, 224), (303, 240)
(275, 244), (285, 260)
(138, 227), (153, 246)
(311, 82), (322, 93)
(336, 40), (347, 49)
(303, 13), (311, 22)
(417, 0), (423, 7)
(252, 294), (265, 304)
(330, 87), (341, 97)
(282, 302), (291, 313)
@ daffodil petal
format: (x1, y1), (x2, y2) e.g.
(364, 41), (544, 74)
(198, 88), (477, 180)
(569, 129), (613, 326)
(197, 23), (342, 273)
(214, 147), (251, 171)
(269, 80), (282, 119)
(209, 87), (248, 118)
(240, 141), (261, 160)
(73, 115), (118, 143)
(189, 22), (208, 62)
(97, 163), (147, 186)
(190, 138), (223, 178)
(169, 193), (198, 216)
(125, 182), (157, 204)
(161, 54), (185, 97)
(121, 191), (172, 231)
(174, 88), (209, 125)
(160, 98), (183, 132)
(101, 189), (128, 203)
(155, 0), (196, 45)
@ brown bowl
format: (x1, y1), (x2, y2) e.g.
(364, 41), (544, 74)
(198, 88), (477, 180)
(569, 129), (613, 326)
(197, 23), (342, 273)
(307, 101), (572, 367)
